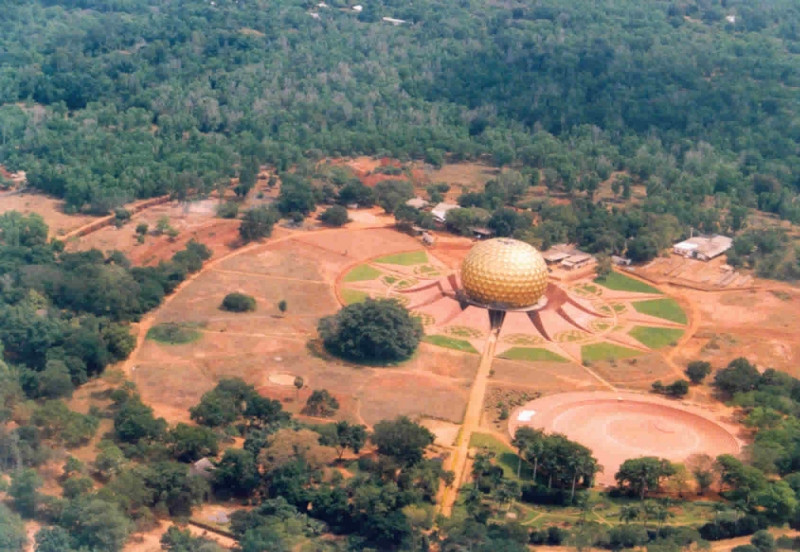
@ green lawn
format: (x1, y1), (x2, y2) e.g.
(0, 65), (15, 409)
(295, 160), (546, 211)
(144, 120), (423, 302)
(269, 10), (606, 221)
(581, 342), (641, 363)
(341, 288), (369, 305)
(632, 298), (687, 324)
(629, 326), (684, 349)
(423, 335), (478, 353)
(595, 272), (661, 294)
(499, 347), (567, 363)
(374, 250), (428, 266)
(343, 264), (382, 282)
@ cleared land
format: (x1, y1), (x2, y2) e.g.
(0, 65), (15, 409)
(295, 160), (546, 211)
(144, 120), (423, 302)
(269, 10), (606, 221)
(128, 227), (478, 427)
(0, 190), (98, 237)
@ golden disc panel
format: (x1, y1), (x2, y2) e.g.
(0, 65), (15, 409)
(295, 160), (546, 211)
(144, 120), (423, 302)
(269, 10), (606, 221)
(461, 238), (548, 309)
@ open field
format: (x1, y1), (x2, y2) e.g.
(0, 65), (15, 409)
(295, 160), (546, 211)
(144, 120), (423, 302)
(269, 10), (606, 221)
(669, 284), (800, 377)
(127, 226), (479, 427)
(0, 190), (98, 237)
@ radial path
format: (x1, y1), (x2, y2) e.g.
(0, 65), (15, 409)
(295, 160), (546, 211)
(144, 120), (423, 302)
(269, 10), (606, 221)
(440, 329), (498, 516)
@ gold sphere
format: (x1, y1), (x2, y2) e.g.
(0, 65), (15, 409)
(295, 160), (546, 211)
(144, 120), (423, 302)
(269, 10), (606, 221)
(461, 238), (548, 309)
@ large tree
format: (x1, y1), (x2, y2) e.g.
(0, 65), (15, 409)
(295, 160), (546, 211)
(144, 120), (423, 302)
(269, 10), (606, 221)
(615, 457), (676, 500)
(239, 207), (278, 243)
(318, 298), (422, 363)
(371, 416), (434, 466)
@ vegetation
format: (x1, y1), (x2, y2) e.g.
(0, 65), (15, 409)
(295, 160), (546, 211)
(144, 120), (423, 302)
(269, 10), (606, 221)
(651, 379), (690, 398)
(632, 298), (688, 324)
(629, 326), (684, 349)
(4, 0), (800, 545)
(304, 389), (340, 418)
(374, 251), (428, 266)
(319, 205), (350, 227)
(686, 360), (713, 384)
(239, 206), (278, 242)
(581, 343), (641, 363)
(423, 335), (479, 353)
(146, 323), (203, 345)
(319, 298), (423, 363)
(220, 292), (257, 312)
(595, 272), (661, 294)
(339, 288), (369, 305)
(500, 347), (567, 362)
(342, 264), (382, 283)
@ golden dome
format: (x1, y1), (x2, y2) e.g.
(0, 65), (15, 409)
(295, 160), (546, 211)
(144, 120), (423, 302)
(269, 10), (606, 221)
(461, 238), (548, 309)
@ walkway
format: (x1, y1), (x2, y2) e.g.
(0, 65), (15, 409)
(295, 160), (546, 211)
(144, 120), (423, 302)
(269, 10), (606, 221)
(440, 329), (499, 516)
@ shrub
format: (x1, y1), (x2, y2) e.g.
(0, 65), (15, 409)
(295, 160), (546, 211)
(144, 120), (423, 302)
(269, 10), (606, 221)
(714, 357), (761, 395)
(221, 292), (256, 312)
(146, 323), (201, 344)
(216, 202), (239, 219)
(686, 361), (712, 384)
(318, 298), (422, 363)
(319, 205), (349, 227)
(239, 206), (278, 242)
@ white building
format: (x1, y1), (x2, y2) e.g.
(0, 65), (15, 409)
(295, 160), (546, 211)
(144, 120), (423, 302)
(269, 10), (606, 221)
(431, 202), (460, 223)
(405, 197), (429, 210)
(673, 235), (733, 261)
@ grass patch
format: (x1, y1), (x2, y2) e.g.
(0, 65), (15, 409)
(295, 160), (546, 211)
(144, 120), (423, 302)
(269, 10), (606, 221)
(629, 326), (684, 348)
(374, 250), (428, 266)
(581, 342), (641, 363)
(595, 272), (661, 294)
(423, 335), (478, 353)
(343, 264), (381, 282)
(632, 298), (687, 324)
(147, 323), (202, 345)
(341, 288), (369, 305)
(469, 433), (528, 480)
(500, 347), (567, 363)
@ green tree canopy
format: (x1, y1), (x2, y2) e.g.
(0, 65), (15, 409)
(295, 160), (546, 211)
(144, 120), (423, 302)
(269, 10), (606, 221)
(318, 298), (422, 363)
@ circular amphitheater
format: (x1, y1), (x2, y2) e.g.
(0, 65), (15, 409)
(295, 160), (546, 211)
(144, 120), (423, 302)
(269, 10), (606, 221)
(509, 391), (741, 485)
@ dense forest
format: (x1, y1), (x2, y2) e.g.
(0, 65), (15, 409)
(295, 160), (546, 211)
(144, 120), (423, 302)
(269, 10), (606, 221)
(0, 0), (798, 253)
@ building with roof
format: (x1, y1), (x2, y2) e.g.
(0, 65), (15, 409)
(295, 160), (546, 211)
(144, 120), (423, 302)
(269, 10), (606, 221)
(405, 197), (429, 210)
(542, 244), (596, 270)
(431, 202), (460, 223)
(469, 227), (494, 240)
(673, 235), (732, 261)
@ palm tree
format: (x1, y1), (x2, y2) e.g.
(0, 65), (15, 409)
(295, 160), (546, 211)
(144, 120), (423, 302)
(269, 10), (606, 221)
(618, 505), (640, 524)
(512, 427), (543, 479)
(471, 450), (494, 488)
